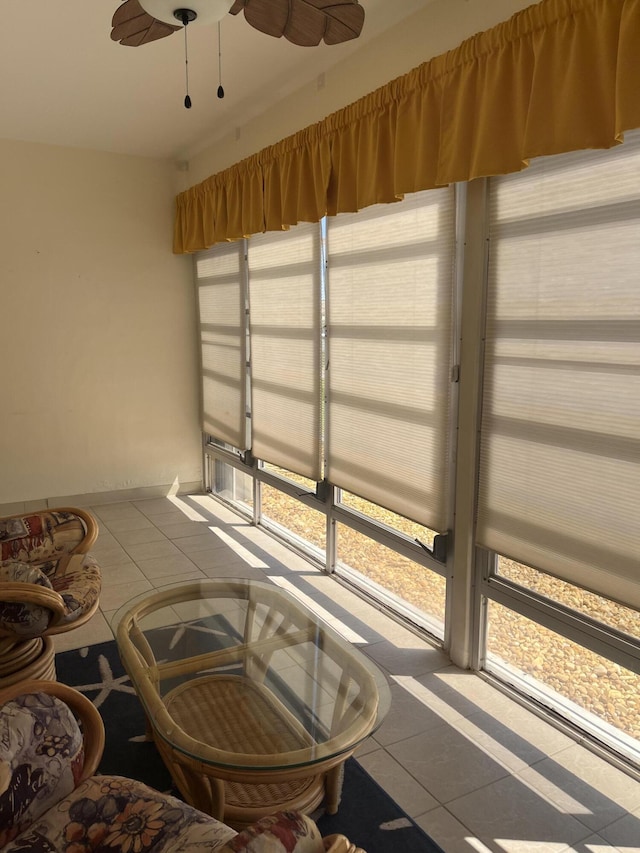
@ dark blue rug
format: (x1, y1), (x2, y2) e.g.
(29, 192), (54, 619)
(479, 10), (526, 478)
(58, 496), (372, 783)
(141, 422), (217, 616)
(56, 638), (443, 853)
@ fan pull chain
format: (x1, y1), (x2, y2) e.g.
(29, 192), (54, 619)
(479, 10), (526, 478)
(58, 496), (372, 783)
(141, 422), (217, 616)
(217, 21), (225, 99)
(183, 14), (192, 109)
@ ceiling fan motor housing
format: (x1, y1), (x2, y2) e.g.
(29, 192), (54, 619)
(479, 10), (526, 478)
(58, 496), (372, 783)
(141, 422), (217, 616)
(173, 8), (197, 24)
(138, 0), (234, 27)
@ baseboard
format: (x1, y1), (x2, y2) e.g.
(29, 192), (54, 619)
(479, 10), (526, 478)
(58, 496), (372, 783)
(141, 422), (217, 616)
(0, 482), (204, 516)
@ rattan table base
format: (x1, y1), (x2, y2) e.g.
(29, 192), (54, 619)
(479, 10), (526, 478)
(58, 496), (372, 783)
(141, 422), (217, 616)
(153, 674), (336, 828)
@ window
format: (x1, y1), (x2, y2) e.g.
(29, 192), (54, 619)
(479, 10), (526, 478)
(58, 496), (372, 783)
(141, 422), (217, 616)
(248, 224), (323, 480)
(196, 242), (247, 449)
(478, 134), (640, 607)
(476, 131), (640, 763)
(326, 189), (456, 530)
(197, 138), (640, 768)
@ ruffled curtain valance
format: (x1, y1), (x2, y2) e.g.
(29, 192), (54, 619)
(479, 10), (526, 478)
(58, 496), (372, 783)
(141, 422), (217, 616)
(174, 0), (640, 253)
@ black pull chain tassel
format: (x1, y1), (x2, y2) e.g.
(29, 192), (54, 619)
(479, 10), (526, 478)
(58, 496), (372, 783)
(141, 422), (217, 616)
(183, 18), (192, 108)
(217, 21), (224, 99)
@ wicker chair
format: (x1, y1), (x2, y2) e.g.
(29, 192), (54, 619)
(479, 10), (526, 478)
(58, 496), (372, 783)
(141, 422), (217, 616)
(0, 680), (364, 852)
(0, 508), (101, 687)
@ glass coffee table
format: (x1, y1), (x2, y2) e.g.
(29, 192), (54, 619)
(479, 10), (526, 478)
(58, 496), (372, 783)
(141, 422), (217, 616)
(112, 579), (391, 828)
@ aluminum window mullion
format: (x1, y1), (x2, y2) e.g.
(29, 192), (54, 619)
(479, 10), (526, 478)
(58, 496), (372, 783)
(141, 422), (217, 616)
(443, 182), (467, 654)
(242, 238), (251, 453)
(448, 177), (491, 669)
(326, 485), (337, 575)
(473, 548), (495, 671)
(322, 217), (333, 577)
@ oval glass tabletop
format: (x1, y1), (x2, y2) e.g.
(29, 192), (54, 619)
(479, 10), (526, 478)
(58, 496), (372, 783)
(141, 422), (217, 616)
(111, 578), (391, 772)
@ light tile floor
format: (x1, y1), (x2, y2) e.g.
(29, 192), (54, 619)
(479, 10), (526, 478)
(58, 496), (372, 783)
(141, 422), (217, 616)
(54, 494), (640, 853)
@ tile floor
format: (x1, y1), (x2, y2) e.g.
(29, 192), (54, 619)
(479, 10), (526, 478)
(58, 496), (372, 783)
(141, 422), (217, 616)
(54, 494), (640, 853)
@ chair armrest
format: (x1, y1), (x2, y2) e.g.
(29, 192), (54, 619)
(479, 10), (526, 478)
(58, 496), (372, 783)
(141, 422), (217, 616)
(0, 679), (105, 778)
(0, 582), (66, 618)
(54, 506), (99, 552)
(0, 582), (67, 637)
(0, 681), (105, 845)
(47, 552), (102, 634)
(218, 811), (324, 853)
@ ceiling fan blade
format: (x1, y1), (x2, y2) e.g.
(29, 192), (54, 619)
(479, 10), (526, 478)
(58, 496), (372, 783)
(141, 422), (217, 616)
(228, 0), (288, 38)
(229, 0), (365, 46)
(318, 1), (365, 46)
(111, 0), (180, 46)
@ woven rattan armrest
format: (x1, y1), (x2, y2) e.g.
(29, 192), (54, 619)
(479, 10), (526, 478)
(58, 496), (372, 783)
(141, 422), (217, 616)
(54, 506), (99, 552)
(0, 583), (67, 637)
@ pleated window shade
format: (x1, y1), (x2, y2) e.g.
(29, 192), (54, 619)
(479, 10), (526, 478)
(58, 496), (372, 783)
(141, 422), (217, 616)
(247, 223), (322, 480)
(196, 242), (247, 450)
(477, 131), (640, 608)
(326, 189), (455, 530)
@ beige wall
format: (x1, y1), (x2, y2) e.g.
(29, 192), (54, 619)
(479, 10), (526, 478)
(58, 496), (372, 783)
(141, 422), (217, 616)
(0, 0), (533, 507)
(0, 139), (201, 505)
(184, 0), (532, 188)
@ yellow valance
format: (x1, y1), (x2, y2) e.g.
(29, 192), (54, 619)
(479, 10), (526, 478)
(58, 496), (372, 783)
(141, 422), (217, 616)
(174, 0), (640, 253)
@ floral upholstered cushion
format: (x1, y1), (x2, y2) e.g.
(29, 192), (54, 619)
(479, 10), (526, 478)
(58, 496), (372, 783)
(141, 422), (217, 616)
(0, 692), (84, 847)
(0, 562), (55, 637)
(220, 812), (324, 853)
(0, 553), (102, 637)
(2, 775), (239, 853)
(50, 553), (102, 626)
(0, 511), (87, 576)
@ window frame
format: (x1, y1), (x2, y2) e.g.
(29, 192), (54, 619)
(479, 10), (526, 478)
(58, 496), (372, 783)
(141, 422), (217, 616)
(199, 152), (640, 770)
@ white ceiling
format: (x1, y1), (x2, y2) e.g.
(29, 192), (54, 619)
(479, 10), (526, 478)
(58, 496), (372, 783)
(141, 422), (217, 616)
(0, 1), (431, 161)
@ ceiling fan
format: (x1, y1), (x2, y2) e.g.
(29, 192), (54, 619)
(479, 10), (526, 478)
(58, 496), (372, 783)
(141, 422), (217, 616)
(111, 0), (366, 49)
(111, 0), (365, 107)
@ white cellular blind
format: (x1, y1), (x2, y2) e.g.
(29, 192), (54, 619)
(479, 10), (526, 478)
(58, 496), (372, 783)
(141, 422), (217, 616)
(196, 242), (247, 450)
(247, 223), (322, 480)
(326, 189), (455, 529)
(477, 131), (640, 608)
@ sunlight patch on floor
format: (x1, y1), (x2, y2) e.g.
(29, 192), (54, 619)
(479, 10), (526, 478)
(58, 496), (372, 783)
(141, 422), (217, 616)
(392, 675), (594, 818)
(465, 840), (495, 852)
(494, 841), (569, 852)
(167, 494), (208, 521)
(207, 526), (270, 568)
